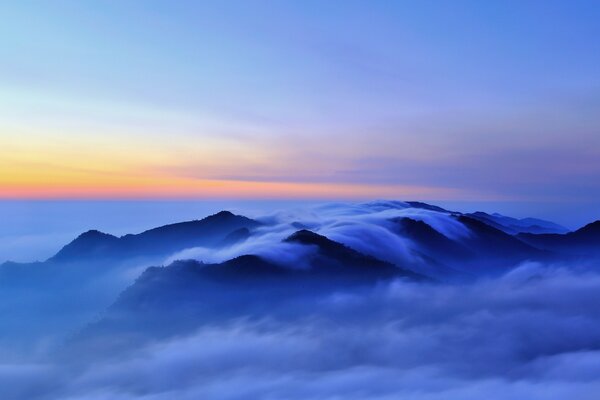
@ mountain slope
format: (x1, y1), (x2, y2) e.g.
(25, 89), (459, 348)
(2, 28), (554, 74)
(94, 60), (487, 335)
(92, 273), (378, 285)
(50, 211), (260, 262)
(465, 211), (568, 235)
(456, 216), (549, 260)
(79, 230), (424, 344)
(283, 229), (420, 279)
(517, 221), (600, 255)
(388, 215), (553, 277)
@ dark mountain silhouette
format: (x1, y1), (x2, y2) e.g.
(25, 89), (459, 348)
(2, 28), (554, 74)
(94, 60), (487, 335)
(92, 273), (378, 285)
(50, 211), (261, 262)
(392, 217), (469, 260)
(465, 211), (568, 235)
(0, 210), (262, 341)
(389, 216), (553, 277)
(48, 230), (121, 262)
(86, 230), (426, 334)
(363, 200), (450, 213)
(283, 229), (420, 279)
(405, 201), (450, 213)
(517, 220), (600, 255)
(386, 217), (466, 279)
(2, 203), (587, 281)
(77, 230), (423, 345)
(455, 216), (550, 261)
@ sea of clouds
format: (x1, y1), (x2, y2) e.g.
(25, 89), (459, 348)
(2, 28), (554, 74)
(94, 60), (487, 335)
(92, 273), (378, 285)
(2, 263), (600, 400)
(1, 201), (599, 399)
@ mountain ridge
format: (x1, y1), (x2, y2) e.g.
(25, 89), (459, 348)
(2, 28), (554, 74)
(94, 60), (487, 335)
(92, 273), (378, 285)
(49, 210), (261, 262)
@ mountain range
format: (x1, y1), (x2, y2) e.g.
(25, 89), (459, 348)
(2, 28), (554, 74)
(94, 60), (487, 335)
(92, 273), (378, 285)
(50, 210), (260, 262)
(1, 201), (598, 347)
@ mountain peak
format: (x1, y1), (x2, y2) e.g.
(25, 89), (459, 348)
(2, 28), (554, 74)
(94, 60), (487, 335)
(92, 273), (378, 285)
(284, 229), (330, 246)
(405, 201), (450, 213)
(208, 210), (236, 219)
(68, 229), (118, 245)
(50, 230), (119, 262)
(574, 220), (600, 235)
(78, 229), (113, 239)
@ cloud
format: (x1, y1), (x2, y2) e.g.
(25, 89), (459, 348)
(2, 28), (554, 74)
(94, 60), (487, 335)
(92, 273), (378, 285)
(3, 263), (600, 399)
(166, 201), (468, 270)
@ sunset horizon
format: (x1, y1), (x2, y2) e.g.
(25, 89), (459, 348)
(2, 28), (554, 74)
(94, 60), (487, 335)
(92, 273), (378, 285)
(3, 1), (599, 220)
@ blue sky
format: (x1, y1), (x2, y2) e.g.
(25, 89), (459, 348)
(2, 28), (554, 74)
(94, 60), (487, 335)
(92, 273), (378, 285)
(1, 1), (599, 219)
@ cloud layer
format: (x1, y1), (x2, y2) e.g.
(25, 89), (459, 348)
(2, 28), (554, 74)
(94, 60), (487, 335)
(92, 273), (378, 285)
(168, 201), (467, 271)
(3, 262), (600, 399)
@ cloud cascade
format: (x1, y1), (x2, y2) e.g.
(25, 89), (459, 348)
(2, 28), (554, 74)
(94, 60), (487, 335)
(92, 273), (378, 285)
(168, 201), (467, 269)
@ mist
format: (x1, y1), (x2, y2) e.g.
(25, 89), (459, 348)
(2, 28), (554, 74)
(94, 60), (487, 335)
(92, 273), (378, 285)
(168, 201), (468, 270)
(2, 263), (600, 399)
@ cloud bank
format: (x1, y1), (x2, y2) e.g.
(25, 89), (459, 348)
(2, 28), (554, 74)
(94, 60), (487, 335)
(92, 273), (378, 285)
(3, 263), (600, 400)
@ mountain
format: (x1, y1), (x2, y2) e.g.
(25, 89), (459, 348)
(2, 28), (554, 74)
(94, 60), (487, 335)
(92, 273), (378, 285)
(465, 211), (569, 235)
(517, 220), (600, 255)
(47, 230), (122, 262)
(3, 201), (596, 352)
(0, 211), (261, 345)
(50, 211), (260, 262)
(1, 204), (582, 281)
(77, 230), (423, 345)
(390, 215), (552, 277)
(392, 217), (469, 261)
(405, 201), (451, 213)
(283, 229), (420, 279)
(124, 228), (423, 299)
(455, 216), (550, 261)
(363, 200), (451, 213)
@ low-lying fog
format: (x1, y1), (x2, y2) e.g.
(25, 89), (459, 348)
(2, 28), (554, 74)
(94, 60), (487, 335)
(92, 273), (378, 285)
(3, 264), (600, 400)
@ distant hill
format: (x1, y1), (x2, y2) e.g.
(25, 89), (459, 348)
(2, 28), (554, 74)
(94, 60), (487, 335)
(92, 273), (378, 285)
(389, 215), (553, 278)
(465, 211), (569, 235)
(517, 220), (600, 255)
(50, 210), (261, 262)
(77, 230), (424, 344)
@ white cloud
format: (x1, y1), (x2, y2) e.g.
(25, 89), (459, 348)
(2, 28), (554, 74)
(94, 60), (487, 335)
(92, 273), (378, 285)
(3, 264), (600, 399)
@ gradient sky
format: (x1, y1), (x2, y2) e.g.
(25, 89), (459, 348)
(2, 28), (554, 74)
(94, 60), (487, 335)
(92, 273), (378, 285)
(1, 1), (599, 210)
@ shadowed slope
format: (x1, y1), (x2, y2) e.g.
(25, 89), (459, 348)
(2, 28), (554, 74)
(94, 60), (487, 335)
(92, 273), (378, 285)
(78, 230), (424, 347)
(456, 216), (548, 261)
(517, 221), (600, 255)
(389, 216), (553, 277)
(50, 211), (261, 262)
(283, 229), (420, 279)
(466, 211), (569, 235)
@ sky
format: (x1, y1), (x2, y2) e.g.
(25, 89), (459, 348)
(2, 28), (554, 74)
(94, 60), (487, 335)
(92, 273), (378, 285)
(1, 1), (599, 219)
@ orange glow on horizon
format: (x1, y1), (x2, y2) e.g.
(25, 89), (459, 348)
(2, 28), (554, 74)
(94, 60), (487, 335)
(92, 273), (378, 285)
(0, 177), (465, 201)
(0, 134), (480, 201)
